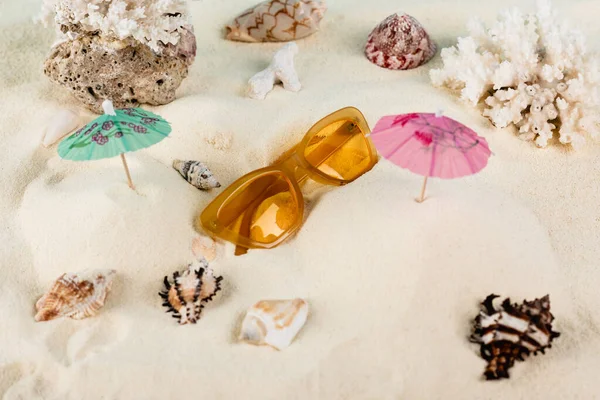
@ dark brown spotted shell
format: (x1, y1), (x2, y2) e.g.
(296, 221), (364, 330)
(470, 294), (560, 380)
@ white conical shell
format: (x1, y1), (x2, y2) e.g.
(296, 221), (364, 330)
(41, 108), (82, 147)
(239, 298), (308, 350)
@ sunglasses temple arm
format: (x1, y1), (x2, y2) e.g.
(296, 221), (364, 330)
(235, 245), (249, 256)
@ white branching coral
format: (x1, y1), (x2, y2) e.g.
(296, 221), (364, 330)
(38, 0), (190, 53)
(430, 0), (600, 148)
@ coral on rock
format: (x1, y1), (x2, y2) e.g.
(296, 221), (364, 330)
(38, 0), (190, 53)
(39, 0), (196, 113)
(44, 33), (194, 113)
(430, 0), (600, 148)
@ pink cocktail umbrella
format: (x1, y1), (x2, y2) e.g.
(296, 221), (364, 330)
(371, 113), (491, 202)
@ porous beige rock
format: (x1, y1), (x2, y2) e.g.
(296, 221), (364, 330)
(43, 28), (196, 114)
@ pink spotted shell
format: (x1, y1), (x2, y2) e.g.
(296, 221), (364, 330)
(365, 13), (436, 70)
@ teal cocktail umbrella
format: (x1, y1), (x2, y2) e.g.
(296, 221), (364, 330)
(58, 100), (171, 189)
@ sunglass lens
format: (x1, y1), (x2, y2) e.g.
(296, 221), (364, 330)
(216, 172), (299, 245)
(304, 119), (374, 181)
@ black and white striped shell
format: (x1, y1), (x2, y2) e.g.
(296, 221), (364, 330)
(159, 258), (223, 325)
(470, 294), (560, 380)
(172, 159), (221, 190)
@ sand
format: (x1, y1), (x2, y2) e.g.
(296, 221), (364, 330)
(1, 0), (600, 398)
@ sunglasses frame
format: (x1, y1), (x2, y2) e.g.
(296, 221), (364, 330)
(199, 107), (378, 251)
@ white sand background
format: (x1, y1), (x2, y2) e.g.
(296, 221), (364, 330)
(1, 0), (600, 398)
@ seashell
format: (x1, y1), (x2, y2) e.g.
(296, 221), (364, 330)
(35, 269), (116, 322)
(41, 108), (83, 147)
(470, 294), (560, 380)
(248, 42), (301, 100)
(225, 0), (327, 43)
(159, 258), (223, 325)
(239, 298), (308, 350)
(191, 235), (217, 262)
(173, 159), (221, 190)
(365, 13), (436, 70)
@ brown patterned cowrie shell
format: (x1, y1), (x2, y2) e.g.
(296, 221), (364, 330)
(225, 0), (327, 43)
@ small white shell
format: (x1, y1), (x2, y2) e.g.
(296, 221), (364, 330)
(41, 108), (82, 147)
(239, 298), (308, 350)
(191, 235), (217, 262)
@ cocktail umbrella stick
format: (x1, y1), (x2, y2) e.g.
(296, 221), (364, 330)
(120, 153), (135, 190)
(417, 176), (428, 203)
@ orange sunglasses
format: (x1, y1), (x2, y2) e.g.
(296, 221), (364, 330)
(199, 107), (378, 255)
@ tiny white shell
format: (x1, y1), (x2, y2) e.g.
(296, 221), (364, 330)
(192, 235), (217, 262)
(239, 298), (308, 350)
(42, 109), (82, 148)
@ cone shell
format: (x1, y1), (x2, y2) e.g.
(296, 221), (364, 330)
(239, 298), (308, 350)
(225, 0), (327, 43)
(41, 108), (82, 148)
(159, 258), (223, 325)
(35, 269), (116, 322)
(365, 13), (436, 70)
(470, 294), (560, 380)
(172, 159), (221, 190)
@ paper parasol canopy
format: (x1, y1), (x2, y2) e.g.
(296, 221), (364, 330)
(370, 112), (492, 202)
(58, 100), (171, 189)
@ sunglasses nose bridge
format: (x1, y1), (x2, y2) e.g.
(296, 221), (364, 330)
(280, 154), (309, 184)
